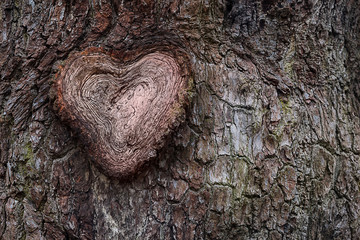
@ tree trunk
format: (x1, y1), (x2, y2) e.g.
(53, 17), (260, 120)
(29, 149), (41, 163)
(0, 0), (359, 239)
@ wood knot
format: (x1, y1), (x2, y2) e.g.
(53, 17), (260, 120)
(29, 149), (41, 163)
(53, 46), (192, 178)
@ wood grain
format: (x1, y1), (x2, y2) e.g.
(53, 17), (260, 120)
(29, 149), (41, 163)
(54, 47), (191, 178)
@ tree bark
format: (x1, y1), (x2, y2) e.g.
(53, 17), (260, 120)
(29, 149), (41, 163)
(0, 0), (359, 239)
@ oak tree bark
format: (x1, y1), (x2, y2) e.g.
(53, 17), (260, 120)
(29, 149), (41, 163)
(0, 0), (359, 239)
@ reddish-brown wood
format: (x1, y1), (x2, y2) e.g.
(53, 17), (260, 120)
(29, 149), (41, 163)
(54, 47), (191, 178)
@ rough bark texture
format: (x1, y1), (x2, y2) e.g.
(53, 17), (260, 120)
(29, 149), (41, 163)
(0, 0), (359, 239)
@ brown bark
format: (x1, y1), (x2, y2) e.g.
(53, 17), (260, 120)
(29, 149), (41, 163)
(0, 0), (359, 239)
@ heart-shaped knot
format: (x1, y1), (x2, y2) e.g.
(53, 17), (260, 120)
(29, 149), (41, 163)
(54, 47), (191, 178)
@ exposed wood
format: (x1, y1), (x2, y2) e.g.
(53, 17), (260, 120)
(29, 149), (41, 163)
(0, 0), (359, 239)
(54, 47), (191, 178)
